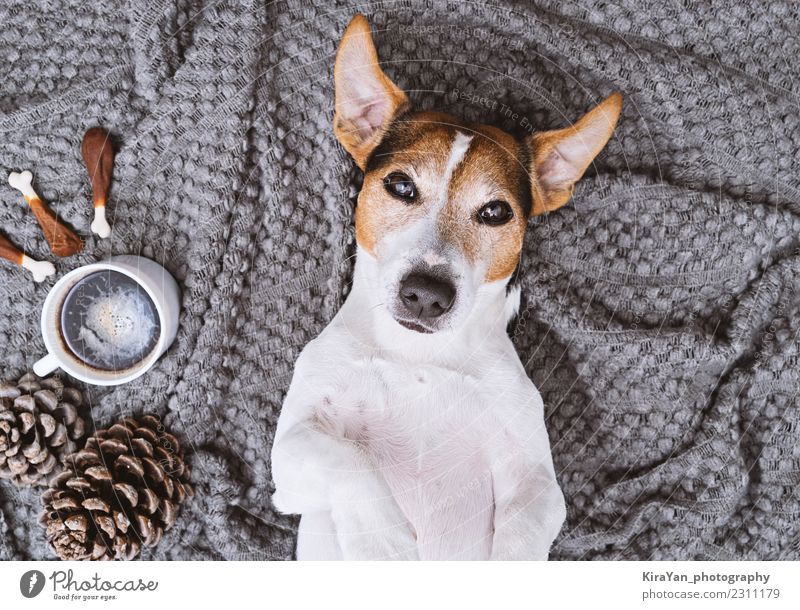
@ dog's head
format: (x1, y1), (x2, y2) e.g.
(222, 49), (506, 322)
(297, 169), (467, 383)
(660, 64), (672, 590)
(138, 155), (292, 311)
(334, 15), (621, 334)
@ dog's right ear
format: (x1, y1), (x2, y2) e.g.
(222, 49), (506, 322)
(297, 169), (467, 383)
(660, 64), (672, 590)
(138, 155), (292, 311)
(334, 14), (410, 170)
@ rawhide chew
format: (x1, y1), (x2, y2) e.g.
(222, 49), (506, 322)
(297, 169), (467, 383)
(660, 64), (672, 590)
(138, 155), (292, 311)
(8, 170), (84, 257)
(0, 231), (55, 282)
(80, 127), (114, 239)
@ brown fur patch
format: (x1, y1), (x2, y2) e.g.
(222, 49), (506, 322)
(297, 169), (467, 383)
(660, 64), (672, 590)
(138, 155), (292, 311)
(446, 124), (528, 282)
(356, 113), (455, 256)
(357, 111), (530, 282)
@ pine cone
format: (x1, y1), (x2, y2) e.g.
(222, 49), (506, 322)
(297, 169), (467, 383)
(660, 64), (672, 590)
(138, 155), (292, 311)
(40, 414), (193, 560)
(0, 373), (86, 487)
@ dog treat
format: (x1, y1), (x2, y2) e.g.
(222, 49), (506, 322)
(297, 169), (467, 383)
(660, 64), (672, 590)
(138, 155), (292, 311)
(0, 231), (55, 282)
(80, 127), (114, 239)
(7, 170), (84, 257)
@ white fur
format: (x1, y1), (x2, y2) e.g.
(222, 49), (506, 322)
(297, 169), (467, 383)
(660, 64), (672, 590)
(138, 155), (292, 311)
(271, 246), (566, 560)
(440, 132), (472, 196)
(422, 249), (447, 267)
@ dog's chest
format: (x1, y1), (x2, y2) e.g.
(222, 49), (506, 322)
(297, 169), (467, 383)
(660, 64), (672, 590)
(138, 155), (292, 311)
(319, 356), (517, 559)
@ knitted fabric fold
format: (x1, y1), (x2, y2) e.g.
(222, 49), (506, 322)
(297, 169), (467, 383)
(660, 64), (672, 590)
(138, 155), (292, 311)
(0, 0), (798, 559)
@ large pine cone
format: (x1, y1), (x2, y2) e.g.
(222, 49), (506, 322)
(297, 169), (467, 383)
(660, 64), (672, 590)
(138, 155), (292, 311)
(0, 373), (86, 486)
(40, 414), (193, 560)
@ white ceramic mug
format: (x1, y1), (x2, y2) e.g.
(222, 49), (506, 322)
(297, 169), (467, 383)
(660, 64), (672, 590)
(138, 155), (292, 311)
(33, 255), (180, 386)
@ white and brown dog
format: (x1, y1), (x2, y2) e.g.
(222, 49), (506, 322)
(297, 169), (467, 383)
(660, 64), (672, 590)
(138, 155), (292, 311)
(271, 14), (621, 560)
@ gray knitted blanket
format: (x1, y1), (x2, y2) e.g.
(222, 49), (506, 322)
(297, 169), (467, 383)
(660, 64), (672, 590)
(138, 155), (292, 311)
(2, 0), (799, 560)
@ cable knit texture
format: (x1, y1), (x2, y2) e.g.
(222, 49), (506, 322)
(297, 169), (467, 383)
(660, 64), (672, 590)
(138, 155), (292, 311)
(1, 0), (799, 560)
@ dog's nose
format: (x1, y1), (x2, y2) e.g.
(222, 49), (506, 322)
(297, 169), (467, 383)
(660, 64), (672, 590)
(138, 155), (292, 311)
(399, 273), (456, 319)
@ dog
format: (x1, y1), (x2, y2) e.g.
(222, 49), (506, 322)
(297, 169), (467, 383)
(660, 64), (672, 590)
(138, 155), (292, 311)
(271, 14), (622, 560)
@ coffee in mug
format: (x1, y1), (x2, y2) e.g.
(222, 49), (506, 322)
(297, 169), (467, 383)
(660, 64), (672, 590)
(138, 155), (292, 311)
(59, 270), (162, 372)
(34, 255), (181, 386)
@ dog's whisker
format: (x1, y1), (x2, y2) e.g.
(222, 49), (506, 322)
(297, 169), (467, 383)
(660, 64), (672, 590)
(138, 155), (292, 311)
(340, 251), (359, 264)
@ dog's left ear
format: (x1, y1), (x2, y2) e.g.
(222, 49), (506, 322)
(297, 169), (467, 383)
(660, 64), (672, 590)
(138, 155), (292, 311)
(527, 92), (622, 216)
(333, 14), (410, 169)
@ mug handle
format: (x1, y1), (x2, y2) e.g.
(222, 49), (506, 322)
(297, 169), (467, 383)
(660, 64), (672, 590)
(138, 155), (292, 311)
(33, 353), (60, 377)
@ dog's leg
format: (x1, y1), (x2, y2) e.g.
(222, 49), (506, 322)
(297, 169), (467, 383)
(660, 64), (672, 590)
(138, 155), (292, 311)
(490, 466), (566, 560)
(272, 421), (368, 513)
(488, 430), (566, 560)
(329, 468), (419, 560)
(272, 341), (418, 559)
(296, 513), (342, 560)
(272, 421), (417, 560)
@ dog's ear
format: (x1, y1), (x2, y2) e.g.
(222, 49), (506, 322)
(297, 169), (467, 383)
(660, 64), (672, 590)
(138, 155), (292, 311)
(333, 14), (410, 169)
(526, 92), (622, 216)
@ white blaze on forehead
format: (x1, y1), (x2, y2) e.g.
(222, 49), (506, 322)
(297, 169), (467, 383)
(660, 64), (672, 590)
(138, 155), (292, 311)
(431, 130), (473, 211)
(406, 130), (473, 270)
(443, 131), (473, 187)
(399, 130), (474, 255)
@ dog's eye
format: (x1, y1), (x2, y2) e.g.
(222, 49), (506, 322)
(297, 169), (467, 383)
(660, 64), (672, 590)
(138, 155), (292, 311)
(384, 172), (417, 201)
(477, 201), (513, 225)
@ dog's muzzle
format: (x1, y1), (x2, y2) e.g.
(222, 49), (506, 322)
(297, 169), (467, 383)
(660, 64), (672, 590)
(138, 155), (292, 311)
(395, 272), (456, 333)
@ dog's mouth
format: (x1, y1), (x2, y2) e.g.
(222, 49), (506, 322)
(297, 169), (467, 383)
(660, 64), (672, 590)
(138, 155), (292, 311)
(395, 318), (435, 334)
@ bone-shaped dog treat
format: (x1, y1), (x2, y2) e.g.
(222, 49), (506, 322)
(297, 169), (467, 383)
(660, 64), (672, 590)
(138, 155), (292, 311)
(81, 127), (114, 238)
(8, 170), (84, 257)
(0, 231), (55, 282)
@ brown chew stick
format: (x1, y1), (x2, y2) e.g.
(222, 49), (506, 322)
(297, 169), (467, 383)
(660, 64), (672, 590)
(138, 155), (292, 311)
(7, 170), (84, 257)
(81, 127), (114, 238)
(0, 230), (56, 282)
(28, 198), (84, 256)
(0, 231), (23, 265)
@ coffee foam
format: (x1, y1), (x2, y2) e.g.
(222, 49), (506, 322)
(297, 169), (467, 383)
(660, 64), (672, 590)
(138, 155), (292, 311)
(76, 285), (158, 366)
(59, 270), (161, 373)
